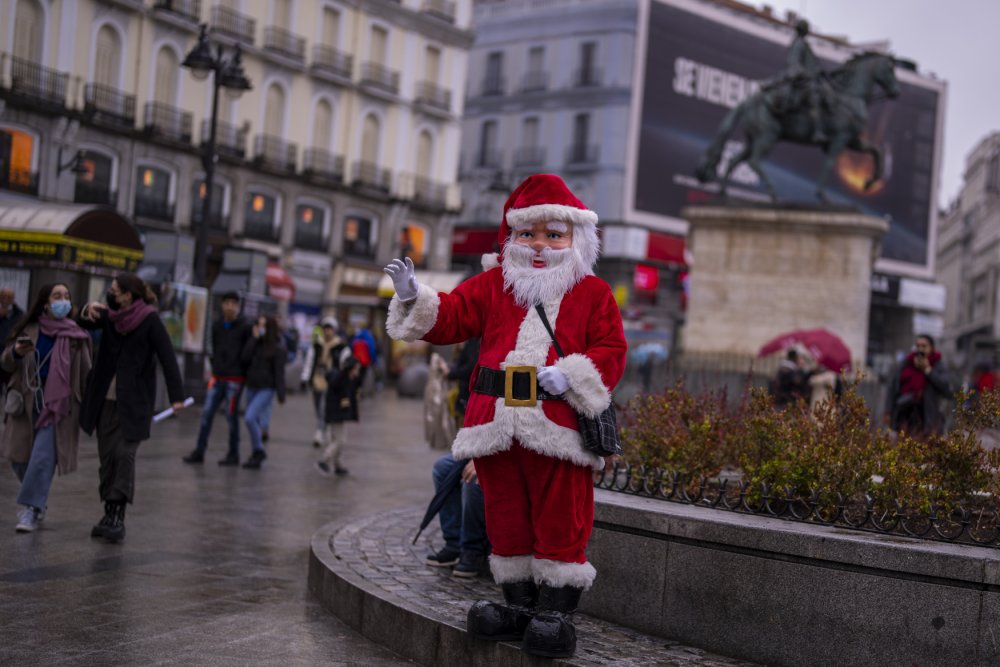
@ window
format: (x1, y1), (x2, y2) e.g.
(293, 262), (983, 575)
(570, 113), (590, 162)
(13, 0), (44, 62)
(294, 202), (328, 251)
(264, 84), (285, 137)
(478, 120), (497, 167)
(361, 114), (380, 165)
(134, 165), (173, 222)
(74, 151), (115, 205)
(528, 46), (544, 73)
(415, 131), (433, 179)
(191, 178), (228, 229)
(322, 7), (340, 46)
(343, 215), (378, 258)
(399, 223), (428, 267)
(369, 26), (388, 65)
(0, 127), (38, 195)
(244, 191), (280, 241)
(424, 46), (441, 85)
(94, 25), (121, 88)
(273, 0), (291, 29)
(484, 52), (503, 94)
(154, 47), (179, 105)
(579, 42), (597, 85)
(522, 117), (539, 148)
(313, 99), (333, 150)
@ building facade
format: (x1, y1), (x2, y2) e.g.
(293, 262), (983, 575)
(0, 0), (473, 333)
(936, 132), (1000, 375)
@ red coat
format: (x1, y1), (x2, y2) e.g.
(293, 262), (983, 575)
(387, 267), (627, 468)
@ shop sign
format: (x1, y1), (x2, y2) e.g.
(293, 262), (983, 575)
(634, 264), (660, 291)
(0, 230), (142, 272)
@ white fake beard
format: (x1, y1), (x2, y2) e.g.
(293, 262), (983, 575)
(502, 243), (590, 308)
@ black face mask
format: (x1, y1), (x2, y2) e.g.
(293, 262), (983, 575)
(105, 291), (119, 310)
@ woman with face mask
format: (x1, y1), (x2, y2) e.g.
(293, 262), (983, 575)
(78, 273), (186, 543)
(1, 283), (92, 533)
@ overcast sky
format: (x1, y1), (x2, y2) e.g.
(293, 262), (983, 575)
(763, 0), (1000, 209)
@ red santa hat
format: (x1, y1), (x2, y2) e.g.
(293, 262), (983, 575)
(483, 174), (600, 271)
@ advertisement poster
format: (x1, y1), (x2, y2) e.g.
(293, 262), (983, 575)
(158, 283), (208, 353)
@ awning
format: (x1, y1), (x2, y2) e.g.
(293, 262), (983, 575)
(377, 270), (469, 298)
(266, 262), (296, 301)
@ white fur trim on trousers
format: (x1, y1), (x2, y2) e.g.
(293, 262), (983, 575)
(490, 554), (534, 584)
(533, 558), (597, 590)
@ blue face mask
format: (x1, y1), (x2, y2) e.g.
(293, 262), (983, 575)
(50, 300), (72, 320)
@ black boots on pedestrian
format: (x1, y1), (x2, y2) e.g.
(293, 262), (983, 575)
(466, 580), (538, 641)
(182, 449), (204, 464)
(520, 584), (583, 658)
(242, 449), (267, 469)
(102, 502), (127, 543)
(90, 502), (116, 538)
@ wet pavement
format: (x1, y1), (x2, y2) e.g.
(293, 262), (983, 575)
(0, 389), (436, 665)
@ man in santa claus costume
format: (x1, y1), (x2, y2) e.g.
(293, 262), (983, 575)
(384, 174), (626, 658)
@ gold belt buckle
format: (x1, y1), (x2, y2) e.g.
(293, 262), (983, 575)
(504, 366), (537, 407)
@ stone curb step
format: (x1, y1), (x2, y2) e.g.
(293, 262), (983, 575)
(308, 507), (755, 666)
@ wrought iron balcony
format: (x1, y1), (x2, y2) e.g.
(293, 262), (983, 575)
(565, 143), (600, 166)
(573, 66), (603, 88)
(74, 181), (117, 207)
(521, 70), (549, 93)
(243, 220), (279, 243)
(513, 146), (546, 168)
(263, 26), (305, 62)
(412, 176), (448, 210)
(210, 5), (255, 44)
(253, 134), (298, 173)
(421, 0), (455, 22)
(84, 83), (137, 127)
(152, 0), (201, 22)
(134, 195), (175, 222)
(415, 81), (451, 113)
(201, 120), (248, 160)
(311, 46), (352, 80)
(480, 73), (505, 96)
(352, 161), (391, 192)
(6, 56), (69, 108)
(303, 148), (345, 183)
(144, 102), (193, 143)
(294, 227), (327, 252)
(0, 168), (39, 196)
(360, 62), (400, 95)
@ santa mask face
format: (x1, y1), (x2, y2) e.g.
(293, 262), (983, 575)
(503, 221), (590, 307)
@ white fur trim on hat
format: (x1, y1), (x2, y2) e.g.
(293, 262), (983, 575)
(489, 554), (534, 584)
(481, 253), (500, 271)
(555, 353), (612, 419)
(385, 284), (439, 342)
(506, 204), (598, 230)
(532, 558), (597, 590)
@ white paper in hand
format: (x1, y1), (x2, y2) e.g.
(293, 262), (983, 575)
(152, 397), (195, 424)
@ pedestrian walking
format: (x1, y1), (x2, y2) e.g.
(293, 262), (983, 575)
(2, 283), (92, 533)
(78, 273), (186, 543)
(183, 291), (250, 465)
(240, 315), (286, 469)
(315, 334), (359, 477)
(301, 317), (341, 448)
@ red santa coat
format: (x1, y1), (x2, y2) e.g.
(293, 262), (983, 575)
(386, 267), (627, 468)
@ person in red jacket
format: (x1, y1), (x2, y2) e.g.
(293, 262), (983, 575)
(384, 174), (626, 658)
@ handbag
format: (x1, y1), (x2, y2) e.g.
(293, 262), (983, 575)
(534, 305), (623, 457)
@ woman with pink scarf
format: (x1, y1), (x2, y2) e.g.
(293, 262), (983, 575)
(1, 283), (92, 533)
(78, 273), (186, 543)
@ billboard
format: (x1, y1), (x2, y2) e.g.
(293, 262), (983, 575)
(629, 0), (944, 272)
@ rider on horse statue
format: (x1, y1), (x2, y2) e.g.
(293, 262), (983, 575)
(785, 19), (830, 143)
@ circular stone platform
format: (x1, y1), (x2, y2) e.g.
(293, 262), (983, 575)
(308, 507), (755, 666)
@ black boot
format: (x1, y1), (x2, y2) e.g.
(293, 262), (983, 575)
(521, 584), (583, 658)
(467, 580), (538, 641)
(242, 449), (267, 469)
(104, 502), (127, 543)
(90, 502), (115, 539)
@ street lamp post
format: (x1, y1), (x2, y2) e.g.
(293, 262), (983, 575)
(183, 24), (252, 288)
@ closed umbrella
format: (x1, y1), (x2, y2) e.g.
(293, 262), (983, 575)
(412, 458), (469, 545)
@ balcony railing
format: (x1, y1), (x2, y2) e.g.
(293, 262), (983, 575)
(311, 46), (352, 80)
(84, 83), (136, 127)
(0, 169), (39, 196)
(74, 181), (117, 207)
(352, 161), (391, 192)
(415, 81), (451, 112)
(202, 120), (247, 159)
(210, 5), (255, 44)
(144, 102), (193, 143)
(294, 228), (327, 252)
(573, 67), (603, 88)
(412, 176), (448, 210)
(565, 143), (599, 166)
(513, 146), (546, 168)
(474, 149), (502, 169)
(253, 134), (298, 173)
(243, 220), (279, 243)
(480, 73), (505, 96)
(421, 0), (455, 22)
(360, 62), (400, 95)
(191, 199), (228, 230)
(521, 70), (549, 93)
(134, 195), (175, 222)
(303, 148), (345, 183)
(152, 0), (201, 22)
(7, 56), (69, 108)
(263, 26), (305, 62)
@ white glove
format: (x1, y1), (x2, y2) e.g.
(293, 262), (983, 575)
(538, 366), (569, 395)
(384, 257), (419, 302)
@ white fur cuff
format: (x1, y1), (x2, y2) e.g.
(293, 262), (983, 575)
(532, 558), (597, 590)
(490, 554), (534, 584)
(506, 204), (598, 229)
(385, 284), (440, 342)
(555, 353), (611, 419)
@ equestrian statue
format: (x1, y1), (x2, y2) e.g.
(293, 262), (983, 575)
(695, 19), (915, 203)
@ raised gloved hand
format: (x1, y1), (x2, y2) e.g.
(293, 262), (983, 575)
(538, 366), (569, 396)
(384, 257), (419, 302)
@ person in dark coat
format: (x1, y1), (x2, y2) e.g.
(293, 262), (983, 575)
(883, 334), (953, 437)
(240, 315), (286, 469)
(315, 338), (359, 477)
(78, 273), (185, 543)
(182, 291), (250, 465)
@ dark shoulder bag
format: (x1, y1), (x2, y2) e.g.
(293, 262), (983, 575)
(534, 305), (622, 458)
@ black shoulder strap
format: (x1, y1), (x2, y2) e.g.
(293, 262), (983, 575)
(534, 305), (565, 358)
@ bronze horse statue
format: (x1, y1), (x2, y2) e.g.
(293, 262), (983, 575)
(696, 52), (913, 203)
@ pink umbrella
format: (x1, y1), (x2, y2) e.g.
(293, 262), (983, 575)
(758, 328), (851, 372)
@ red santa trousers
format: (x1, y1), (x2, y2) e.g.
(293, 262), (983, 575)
(475, 440), (595, 586)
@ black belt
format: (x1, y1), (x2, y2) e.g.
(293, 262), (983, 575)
(474, 366), (559, 406)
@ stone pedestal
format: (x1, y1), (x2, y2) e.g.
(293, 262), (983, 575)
(681, 206), (888, 365)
